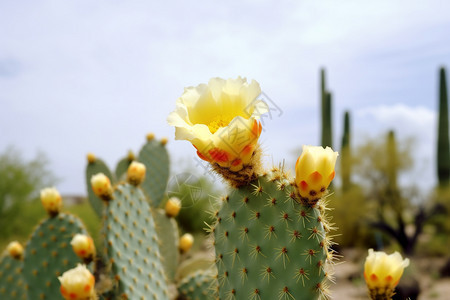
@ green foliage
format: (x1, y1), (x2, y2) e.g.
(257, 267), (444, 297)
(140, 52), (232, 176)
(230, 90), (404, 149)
(437, 66), (450, 187)
(213, 171), (331, 299)
(0, 147), (56, 239)
(0, 255), (27, 300)
(23, 213), (88, 300)
(138, 137), (170, 208)
(104, 183), (169, 300)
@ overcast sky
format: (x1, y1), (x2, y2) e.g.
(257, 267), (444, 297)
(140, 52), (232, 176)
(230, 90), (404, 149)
(1, 0), (449, 196)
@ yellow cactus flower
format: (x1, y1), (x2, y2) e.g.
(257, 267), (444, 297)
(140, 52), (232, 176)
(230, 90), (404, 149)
(364, 249), (410, 299)
(126, 161), (146, 186)
(179, 233), (194, 253)
(165, 197), (181, 218)
(71, 234), (95, 261)
(58, 264), (96, 300)
(295, 145), (338, 205)
(7, 241), (24, 260)
(40, 187), (62, 215)
(90, 173), (112, 201)
(167, 77), (268, 172)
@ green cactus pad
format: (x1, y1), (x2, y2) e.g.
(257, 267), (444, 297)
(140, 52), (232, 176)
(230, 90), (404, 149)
(104, 183), (169, 300)
(153, 208), (180, 282)
(23, 213), (88, 300)
(115, 154), (134, 182)
(138, 137), (170, 207)
(177, 269), (219, 300)
(213, 169), (332, 300)
(0, 254), (27, 300)
(86, 157), (115, 217)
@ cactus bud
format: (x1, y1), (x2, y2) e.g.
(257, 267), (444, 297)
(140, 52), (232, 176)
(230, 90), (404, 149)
(71, 234), (95, 263)
(86, 153), (96, 164)
(40, 187), (62, 216)
(160, 137), (168, 145)
(165, 197), (181, 218)
(146, 133), (155, 141)
(127, 150), (135, 161)
(364, 249), (410, 300)
(6, 241), (24, 260)
(295, 145), (338, 206)
(179, 233), (194, 253)
(126, 161), (146, 186)
(58, 264), (96, 300)
(90, 173), (113, 201)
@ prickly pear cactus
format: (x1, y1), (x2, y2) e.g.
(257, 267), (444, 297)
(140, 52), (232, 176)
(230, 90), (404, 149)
(23, 213), (88, 300)
(115, 151), (135, 181)
(212, 170), (332, 299)
(86, 155), (115, 217)
(104, 183), (169, 300)
(138, 134), (170, 207)
(153, 208), (180, 282)
(0, 254), (27, 300)
(177, 269), (219, 300)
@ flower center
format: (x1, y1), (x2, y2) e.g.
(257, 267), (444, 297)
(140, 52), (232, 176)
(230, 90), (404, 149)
(207, 114), (234, 134)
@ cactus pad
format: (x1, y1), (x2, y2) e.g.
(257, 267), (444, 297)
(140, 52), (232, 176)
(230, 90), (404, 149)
(0, 254), (27, 300)
(177, 269), (219, 300)
(23, 213), (88, 300)
(138, 137), (170, 207)
(213, 170), (332, 299)
(104, 183), (169, 300)
(86, 157), (115, 217)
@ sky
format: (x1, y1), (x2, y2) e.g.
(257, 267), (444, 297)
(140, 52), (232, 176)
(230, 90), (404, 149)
(1, 0), (449, 197)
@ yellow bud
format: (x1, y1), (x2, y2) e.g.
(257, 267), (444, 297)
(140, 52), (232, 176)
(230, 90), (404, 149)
(7, 241), (24, 260)
(86, 153), (96, 164)
(40, 187), (62, 216)
(146, 133), (155, 141)
(160, 137), (168, 145)
(127, 150), (135, 161)
(179, 233), (194, 253)
(71, 234), (95, 261)
(126, 161), (146, 186)
(165, 197), (181, 218)
(364, 249), (409, 299)
(90, 173), (112, 201)
(294, 145), (338, 205)
(59, 264), (95, 300)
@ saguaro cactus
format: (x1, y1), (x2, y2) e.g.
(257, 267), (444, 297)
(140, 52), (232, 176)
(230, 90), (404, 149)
(320, 68), (333, 149)
(437, 66), (450, 187)
(341, 111), (351, 191)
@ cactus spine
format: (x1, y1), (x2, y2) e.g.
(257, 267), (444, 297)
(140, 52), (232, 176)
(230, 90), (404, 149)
(438, 67), (450, 187)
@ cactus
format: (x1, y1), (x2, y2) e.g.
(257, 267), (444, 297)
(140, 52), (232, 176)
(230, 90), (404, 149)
(212, 169), (332, 299)
(0, 253), (27, 300)
(23, 213), (89, 300)
(177, 269), (218, 300)
(341, 111), (351, 191)
(138, 134), (170, 207)
(437, 66), (450, 187)
(86, 155), (115, 217)
(115, 151), (135, 181)
(320, 69), (333, 149)
(103, 182), (170, 300)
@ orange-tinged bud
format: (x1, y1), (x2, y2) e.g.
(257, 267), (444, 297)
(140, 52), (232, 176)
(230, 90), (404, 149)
(71, 234), (95, 262)
(40, 187), (62, 216)
(126, 161), (146, 186)
(294, 145), (338, 205)
(7, 241), (24, 260)
(90, 173), (113, 201)
(165, 197), (181, 218)
(364, 249), (409, 299)
(179, 233), (194, 253)
(58, 264), (95, 300)
(86, 153), (96, 164)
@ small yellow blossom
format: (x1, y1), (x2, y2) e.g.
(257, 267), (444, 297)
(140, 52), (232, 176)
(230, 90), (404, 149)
(167, 77), (268, 171)
(90, 173), (112, 200)
(364, 249), (410, 299)
(179, 233), (194, 253)
(295, 145), (338, 204)
(126, 161), (146, 185)
(7, 241), (24, 259)
(40, 187), (62, 215)
(71, 234), (95, 261)
(165, 197), (181, 218)
(58, 264), (95, 300)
